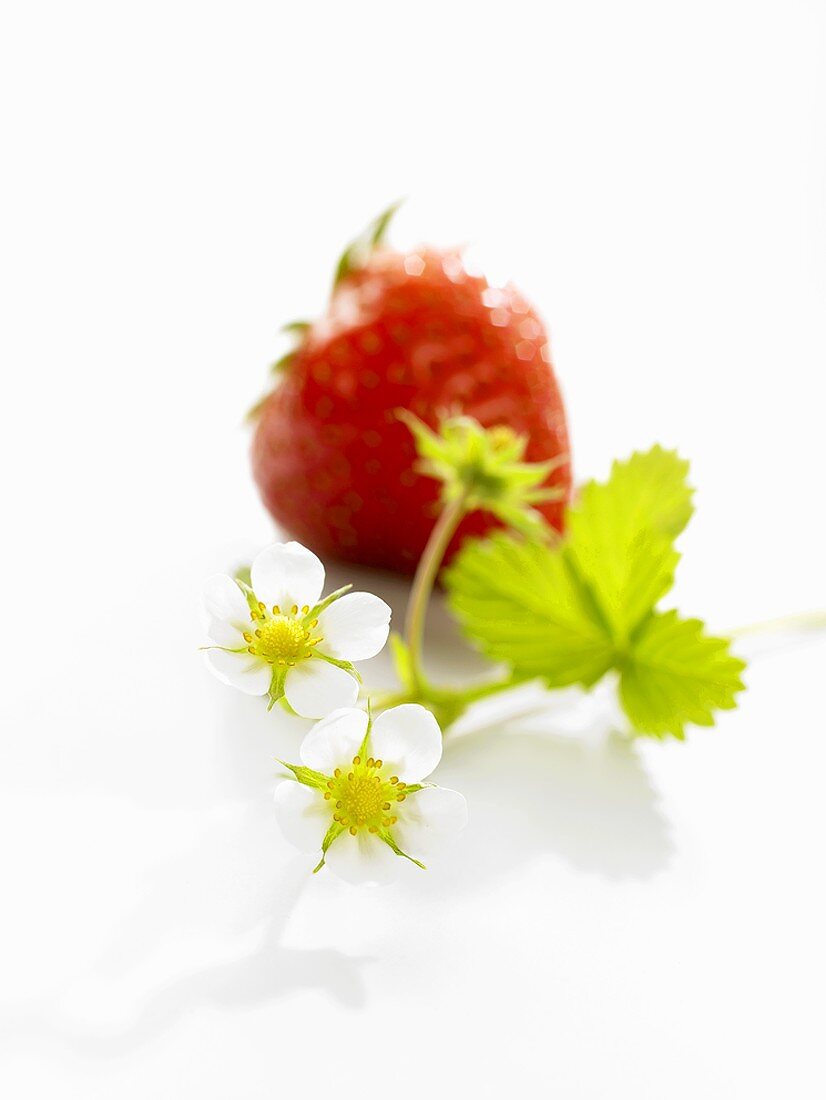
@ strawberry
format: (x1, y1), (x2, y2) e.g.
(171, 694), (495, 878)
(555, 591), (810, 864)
(250, 209), (572, 574)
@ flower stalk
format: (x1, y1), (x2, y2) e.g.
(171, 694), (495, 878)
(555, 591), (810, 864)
(392, 412), (567, 726)
(404, 491), (469, 697)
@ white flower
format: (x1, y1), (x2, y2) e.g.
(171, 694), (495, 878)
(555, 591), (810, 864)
(203, 541), (391, 718)
(274, 705), (468, 884)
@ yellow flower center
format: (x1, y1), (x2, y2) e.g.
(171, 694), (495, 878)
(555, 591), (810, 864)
(323, 755), (410, 835)
(256, 616), (306, 661)
(339, 773), (385, 824)
(242, 602), (323, 667)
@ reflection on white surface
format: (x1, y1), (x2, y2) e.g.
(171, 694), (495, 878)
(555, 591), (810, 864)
(0, 679), (671, 1058)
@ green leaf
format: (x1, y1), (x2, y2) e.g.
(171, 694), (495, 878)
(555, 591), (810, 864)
(567, 446), (693, 642)
(445, 532), (615, 687)
(619, 611), (747, 739)
(443, 444), (746, 739)
(608, 445), (694, 539)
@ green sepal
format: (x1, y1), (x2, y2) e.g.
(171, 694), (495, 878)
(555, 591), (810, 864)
(234, 578), (354, 626)
(278, 760), (330, 791)
(278, 694), (299, 717)
(306, 584), (353, 621)
(314, 650), (361, 683)
(272, 320), (311, 372)
(270, 350), (296, 375)
(313, 820), (345, 873)
(400, 411), (564, 536)
(233, 563), (252, 587)
(199, 643), (248, 655)
(235, 578), (261, 618)
(358, 704), (372, 758)
(380, 830), (426, 870)
(267, 667), (288, 710)
(245, 392), (272, 423)
(333, 201), (402, 289)
(247, 323), (312, 421)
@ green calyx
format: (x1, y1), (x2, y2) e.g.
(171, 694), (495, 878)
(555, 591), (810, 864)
(333, 201), (402, 289)
(248, 202), (401, 422)
(246, 321), (313, 422)
(269, 320), (312, 376)
(400, 411), (565, 536)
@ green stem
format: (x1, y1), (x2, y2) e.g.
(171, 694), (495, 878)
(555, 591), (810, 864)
(428, 674), (515, 707)
(404, 493), (469, 695)
(730, 610), (826, 638)
(370, 675), (519, 732)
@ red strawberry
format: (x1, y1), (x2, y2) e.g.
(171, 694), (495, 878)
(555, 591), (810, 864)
(250, 213), (572, 574)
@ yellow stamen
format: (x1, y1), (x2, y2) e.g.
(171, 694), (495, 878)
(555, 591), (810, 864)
(323, 749), (414, 838)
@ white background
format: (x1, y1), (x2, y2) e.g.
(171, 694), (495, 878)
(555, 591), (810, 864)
(1, 1), (825, 1096)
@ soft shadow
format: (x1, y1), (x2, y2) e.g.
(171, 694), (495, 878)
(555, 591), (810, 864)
(413, 684), (674, 891)
(5, 896), (367, 1059)
(5, 893), (368, 1059)
(0, 702), (368, 1058)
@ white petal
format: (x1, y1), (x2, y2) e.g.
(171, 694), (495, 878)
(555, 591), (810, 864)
(316, 592), (392, 661)
(370, 704), (443, 782)
(204, 647), (271, 696)
(283, 659), (358, 718)
(250, 542), (325, 612)
(300, 707), (368, 773)
(206, 616), (246, 648)
(324, 829), (400, 885)
(204, 573), (249, 626)
(273, 782), (329, 853)
(393, 787), (468, 858)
